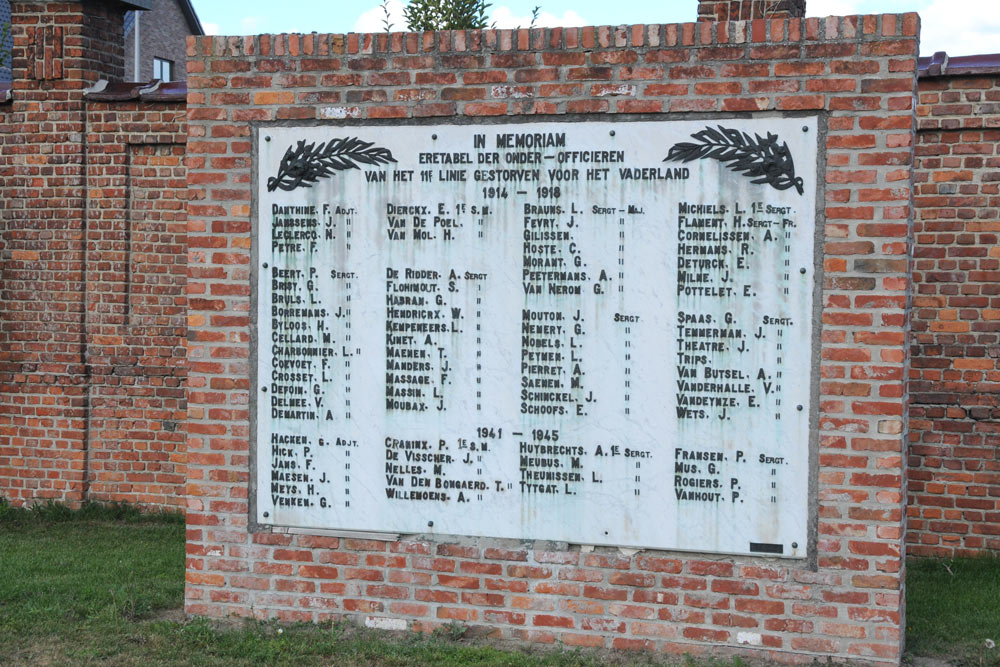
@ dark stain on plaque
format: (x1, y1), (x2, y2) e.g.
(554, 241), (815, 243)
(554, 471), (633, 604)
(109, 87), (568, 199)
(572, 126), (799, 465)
(267, 137), (397, 192)
(665, 125), (804, 195)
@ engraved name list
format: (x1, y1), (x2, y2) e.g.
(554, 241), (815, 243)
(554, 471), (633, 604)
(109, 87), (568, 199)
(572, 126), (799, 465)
(255, 118), (818, 557)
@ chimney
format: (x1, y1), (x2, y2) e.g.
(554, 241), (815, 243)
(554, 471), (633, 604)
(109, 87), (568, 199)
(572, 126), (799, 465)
(697, 0), (806, 21)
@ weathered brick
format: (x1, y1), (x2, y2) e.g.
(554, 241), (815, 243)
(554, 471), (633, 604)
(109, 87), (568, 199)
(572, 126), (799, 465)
(1, 7), (921, 664)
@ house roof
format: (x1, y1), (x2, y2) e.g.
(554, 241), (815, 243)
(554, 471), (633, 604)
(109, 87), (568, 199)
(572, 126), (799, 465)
(83, 79), (187, 102)
(177, 0), (204, 36)
(919, 51), (1000, 77)
(113, 0), (154, 9)
(118, 0), (203, 34)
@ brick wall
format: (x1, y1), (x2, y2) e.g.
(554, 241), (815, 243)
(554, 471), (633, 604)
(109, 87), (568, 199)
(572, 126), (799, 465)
(2, 0), (997, 585)
(81, 100), (189, 508)
(908, 70), (1000, 556)
(0, 1), (125, 505)
(0, 1), (187, 509)
(184, 15), (917, 663)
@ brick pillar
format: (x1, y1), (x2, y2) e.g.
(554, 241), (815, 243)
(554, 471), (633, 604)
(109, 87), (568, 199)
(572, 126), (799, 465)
(0, 1), (128, 506)
(697, 0), (806, 21)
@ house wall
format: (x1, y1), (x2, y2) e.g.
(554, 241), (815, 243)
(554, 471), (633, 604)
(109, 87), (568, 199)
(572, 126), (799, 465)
(125, 0), (196, 82)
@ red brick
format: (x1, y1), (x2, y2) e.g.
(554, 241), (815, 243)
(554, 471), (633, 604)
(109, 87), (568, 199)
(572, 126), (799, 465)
(533, 614), (574, 628)
(0, 13), (906, 665)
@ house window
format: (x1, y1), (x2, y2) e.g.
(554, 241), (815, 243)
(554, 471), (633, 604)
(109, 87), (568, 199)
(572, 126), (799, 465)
(152, 57), (173, 82)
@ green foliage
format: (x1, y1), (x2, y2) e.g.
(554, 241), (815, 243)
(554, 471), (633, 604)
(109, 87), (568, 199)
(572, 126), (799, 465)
(0, 509), (185, 645)
(380, 0), (394, 32)
(403, 0), (493, 31)
(530, 6), (541, 28)
(432, 621), (469, 641)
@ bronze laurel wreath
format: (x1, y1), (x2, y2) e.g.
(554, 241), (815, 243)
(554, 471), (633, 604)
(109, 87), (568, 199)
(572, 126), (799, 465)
(665, 126), (804, 195)
(267, 137), (397, 192)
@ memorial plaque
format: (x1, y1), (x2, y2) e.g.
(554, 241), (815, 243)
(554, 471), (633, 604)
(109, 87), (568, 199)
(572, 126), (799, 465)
(254, 117), (819, 557)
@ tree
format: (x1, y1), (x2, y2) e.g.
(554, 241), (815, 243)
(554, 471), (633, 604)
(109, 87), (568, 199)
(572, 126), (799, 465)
(402, 0), (492, 31)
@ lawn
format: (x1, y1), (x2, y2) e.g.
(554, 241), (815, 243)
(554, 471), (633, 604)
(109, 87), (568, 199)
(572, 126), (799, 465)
(906, 557), (1000, 664)
(1, 501), (998, 665)
(0, 502), (700, 666)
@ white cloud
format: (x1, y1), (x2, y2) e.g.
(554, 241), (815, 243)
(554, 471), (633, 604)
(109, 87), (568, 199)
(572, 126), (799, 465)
(202, 22), (220, 36)
(918, 0), (1000, 56)
(240, 16), (265, 34)
(489, 6), (587, 29)
(807, 0), (868, 17)
(354, 0), (406, 32)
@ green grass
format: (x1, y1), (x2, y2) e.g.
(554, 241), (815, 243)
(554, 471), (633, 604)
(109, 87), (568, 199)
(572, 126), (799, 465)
(4, 500), (1000, 665)
(0, 500), (752, 666)
(0, 501), (185, 663)
(905, 557), (1000, 665)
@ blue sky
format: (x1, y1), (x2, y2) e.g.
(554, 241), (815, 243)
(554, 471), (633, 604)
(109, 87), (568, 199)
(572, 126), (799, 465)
(190, 0), (999, 57)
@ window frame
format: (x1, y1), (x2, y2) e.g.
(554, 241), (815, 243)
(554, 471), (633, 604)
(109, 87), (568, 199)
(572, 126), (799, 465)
(152, 57), (173, 82)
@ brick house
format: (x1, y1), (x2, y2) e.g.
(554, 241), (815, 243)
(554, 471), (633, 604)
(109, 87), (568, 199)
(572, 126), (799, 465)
(124, 0), (203, 82)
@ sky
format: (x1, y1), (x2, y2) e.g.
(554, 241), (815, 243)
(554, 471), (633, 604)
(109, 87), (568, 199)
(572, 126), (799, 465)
(190, 0), (1000, 57)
